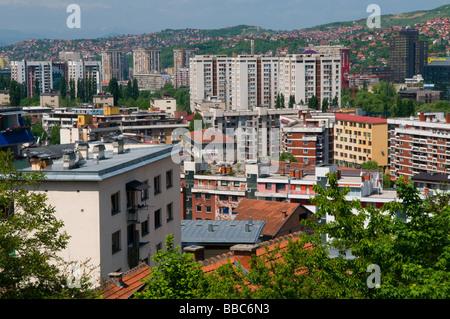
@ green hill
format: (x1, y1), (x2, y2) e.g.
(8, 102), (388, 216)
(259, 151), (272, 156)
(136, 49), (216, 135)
(305, 4), (450, 30)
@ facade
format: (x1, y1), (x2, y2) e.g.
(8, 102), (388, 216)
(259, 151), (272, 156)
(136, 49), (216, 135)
(133, 48), (161, 74)
(423, 57), (450, 99)
(389, 29), (428, 82)
(398, 88), (441, 103)
(198, 106), (299, 162)
(22, 143), (181, 283)
(40, 92), (60, 108)
(102, 49), (123, 82)
(133, 73), (163, 92)
(388, 112), (450, 181)
(173, 48), (198, 88)
(281, 110), (336, 165)
(189, 53), (341, 111)
(0, 90), (9, 105)
(278, 53), (341, 109)
(11, 61), (53, 97)
(150, 96), (177, 116)
(311, 45), (350, 88)
(334, 113), (389, 172)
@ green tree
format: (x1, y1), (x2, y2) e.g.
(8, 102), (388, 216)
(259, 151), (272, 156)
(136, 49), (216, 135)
(288, 95), (295, 108)
(188, 112), (207, 132)
(132, 78), (140, 100)
(33, 79), (40, 99)
(30, 121), (47, 142)
(8, 79), (21, 106)
(108, 78), (120, 106)
(134, 234), (206, 299)
(321, 98), (329, 112)
(0, 151), (96, 298)
(69, 79), (76, 100)
(49, 125), (60, 145)
(360, 160), (380, 171)
(279, 152), (298, 163)
(60, 79), (67, 99)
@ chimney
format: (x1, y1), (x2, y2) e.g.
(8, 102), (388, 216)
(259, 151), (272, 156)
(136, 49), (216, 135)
(77, 142), (89, 161)
(251, 39), (254, 55)
(113, 138), (125, 154)
(280, 168), (285, 175)
(230, 244), (259, 258)
(281, 210), (287, 219)
(183, 245), (205, 261)
(93, 144), (105, 160)
(419, 112), (425, 121)
(208, 223), (214, 232)
(30, 154), (53, 171)
(62, 150), (76, 169)
(294, 169), (300, 179)
(108, 272), (125, 288)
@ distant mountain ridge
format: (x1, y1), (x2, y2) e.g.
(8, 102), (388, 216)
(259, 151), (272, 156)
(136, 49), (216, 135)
(305, 4), (450, 30)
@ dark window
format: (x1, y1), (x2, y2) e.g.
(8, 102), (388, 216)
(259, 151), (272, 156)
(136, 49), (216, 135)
(154, 175), (161, 195)
(166, 170), (173, 188)
(112, 231), (120, 254)
(111, 192), (120, 214)
(141, 219), (149, 236)
(154, 209), (161, 228)
(167, 203), (173, 221)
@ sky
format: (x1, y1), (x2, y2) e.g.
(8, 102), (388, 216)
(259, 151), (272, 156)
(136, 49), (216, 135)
(0, 0), (449, 39)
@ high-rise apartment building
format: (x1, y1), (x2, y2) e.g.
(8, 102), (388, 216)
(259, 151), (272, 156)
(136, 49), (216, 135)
(10, 61), (53, 97)
(102, 49), (123, 82)
(334, 113), (389, 172)
(173, 48), (198, 88)
(310, 45), (350, 88)
(388, 112), (450, 181)
(133, 48), (161, 75)
(189, 53), (341, 111)
(389, 29), (428, 82)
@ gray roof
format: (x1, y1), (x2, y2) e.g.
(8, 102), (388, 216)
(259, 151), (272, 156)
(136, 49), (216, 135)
(22, 144), (175, 182)
(181, 219), (266, 245)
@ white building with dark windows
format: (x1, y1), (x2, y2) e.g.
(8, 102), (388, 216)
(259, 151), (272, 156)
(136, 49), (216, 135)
(22, 142), (181, 285)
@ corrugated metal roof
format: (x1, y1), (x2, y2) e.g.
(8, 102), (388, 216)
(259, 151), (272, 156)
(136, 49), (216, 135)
(181, 219), (265, 245)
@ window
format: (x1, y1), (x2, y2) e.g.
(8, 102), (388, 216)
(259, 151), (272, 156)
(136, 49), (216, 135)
(166, 170), (173, 188)
(196, 205), (202, 212)
(205, 194), (211, 200)
(154, 209), (161, 228)
(141, 180), (149, 201)
(154, 175), (161, 195)
(195, 193), (202, 199)
(141, 219), (149, 236)
(265, 183), (272, 190)
(167, 203), (173, 221)
(206, 206), (211, 213)
(111, 192), (120, 215)
(112, 231), (121, 254)
(219, 195), (228, 201)
(156, 242), (162, 252)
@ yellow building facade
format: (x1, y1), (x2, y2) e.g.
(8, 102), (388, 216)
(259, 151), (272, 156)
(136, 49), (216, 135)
(334, 113), (389, 172)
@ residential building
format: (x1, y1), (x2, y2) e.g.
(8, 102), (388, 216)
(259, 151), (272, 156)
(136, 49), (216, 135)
(0, 90), (9, 105)
(173, 48), (198, 88)
(398, 88), (441, 103)
(133, 73), (163, 92)
(281, 109), (336, 165)
(102, 49), (123, 83)
(189, 52), (341, 111)
(133, 48), (161, 74)
(334, 113), (389, 172)
(40, 92), (60, 108)
(311, 45), (350, 88)
(198, 106), (298, 162)
(388, 112), (450, 181)
(150, 96), (177, 116)
(22, 142), (181, 283)
(11, 60), (53, 97)
(181, 219), (266, 259)
(278, 53), (341, 109)
(389, 29), (428, 82)
(233, 199), (312, 240)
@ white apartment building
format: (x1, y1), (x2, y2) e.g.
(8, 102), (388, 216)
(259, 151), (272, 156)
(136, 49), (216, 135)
(102, 49), (123, 82)
(278, 54), (341, 107)
(23, 142), (181, 284)
(11, 60), (53, 97)
(190, 53), (341, 111)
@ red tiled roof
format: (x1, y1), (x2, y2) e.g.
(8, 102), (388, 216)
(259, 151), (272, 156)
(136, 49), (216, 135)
(100, 263), (150, 299)
(233, 199), (304, 237)
(335, 113), (387, 124)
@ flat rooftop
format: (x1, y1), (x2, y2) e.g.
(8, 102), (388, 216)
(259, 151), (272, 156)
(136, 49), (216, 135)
(22, 144), (175, 182)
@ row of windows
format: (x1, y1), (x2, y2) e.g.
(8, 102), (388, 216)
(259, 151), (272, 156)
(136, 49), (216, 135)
(111, 202), (174, 254)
